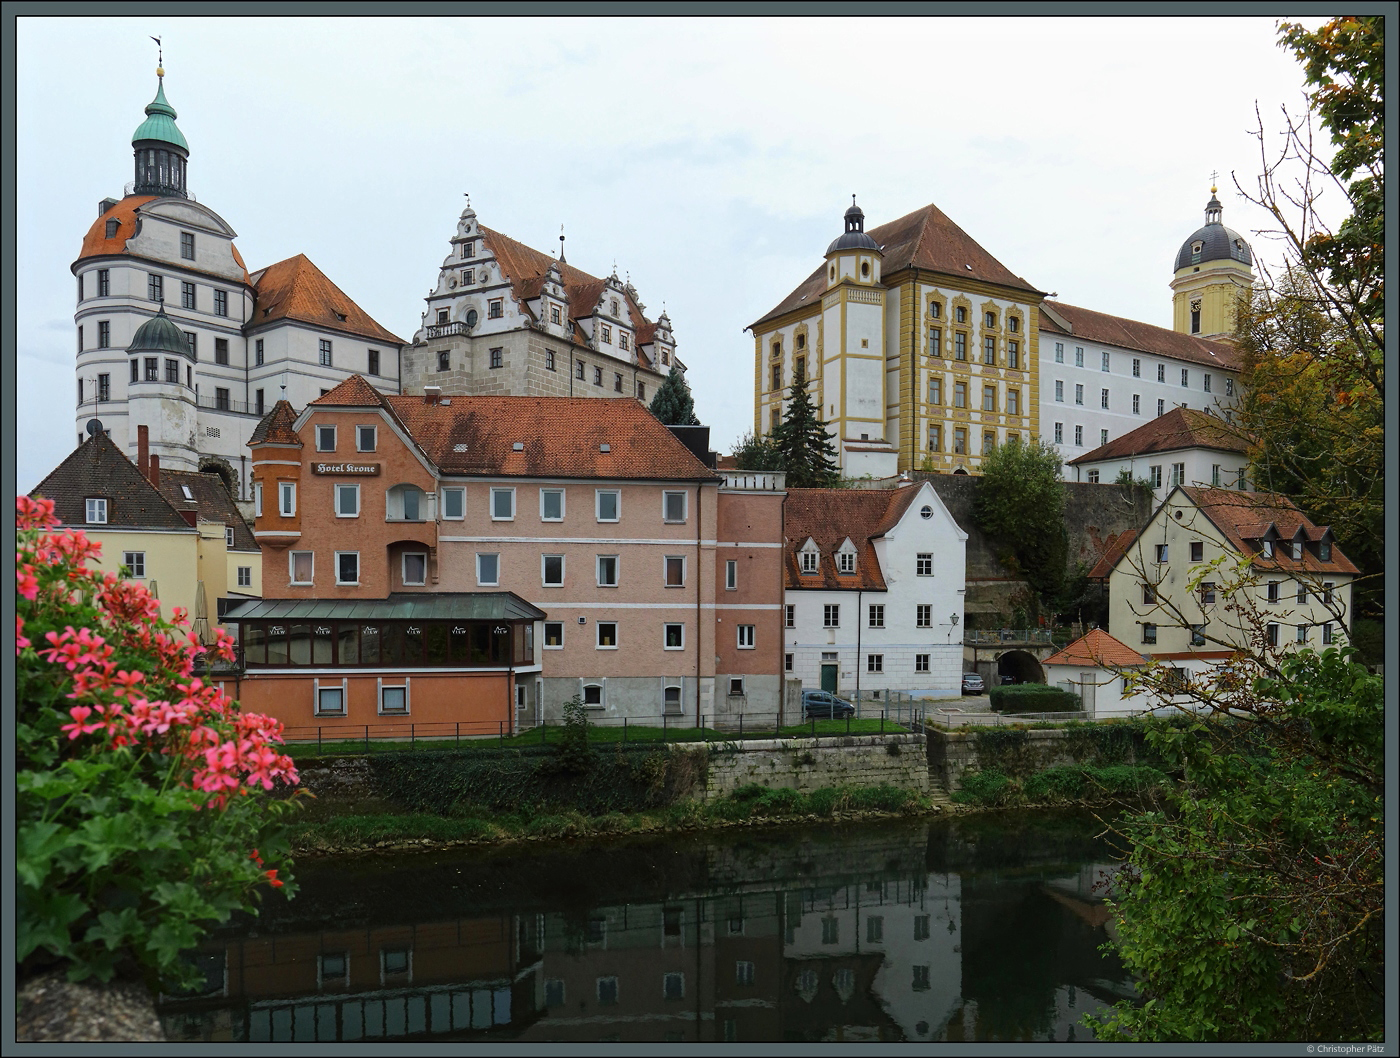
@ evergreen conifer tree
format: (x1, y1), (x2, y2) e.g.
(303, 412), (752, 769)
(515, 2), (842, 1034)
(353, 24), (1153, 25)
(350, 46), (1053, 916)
(648, 366), (700, 426)
(771, 371), (840, 487)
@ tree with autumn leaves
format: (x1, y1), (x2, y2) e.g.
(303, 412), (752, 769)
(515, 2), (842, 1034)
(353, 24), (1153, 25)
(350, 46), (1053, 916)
(1089, 18), (1386, 1042)
(1233, 15), (1383, 637)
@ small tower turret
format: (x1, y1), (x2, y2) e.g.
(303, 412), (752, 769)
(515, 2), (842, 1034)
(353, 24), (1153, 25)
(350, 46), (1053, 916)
(131, 61), (190, 198)
(1171, 180), (1255, 339)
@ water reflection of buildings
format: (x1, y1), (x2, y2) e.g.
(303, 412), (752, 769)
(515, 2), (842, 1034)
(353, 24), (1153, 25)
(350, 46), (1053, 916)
(159, 824), (1131, 1043)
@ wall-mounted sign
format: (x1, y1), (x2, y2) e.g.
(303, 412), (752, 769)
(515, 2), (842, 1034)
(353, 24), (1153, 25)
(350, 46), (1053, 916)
(312, 462), (381, 476)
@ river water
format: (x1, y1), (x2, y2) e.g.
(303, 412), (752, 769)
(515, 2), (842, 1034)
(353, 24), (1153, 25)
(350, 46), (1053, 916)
(159, 810), (1135, 1043)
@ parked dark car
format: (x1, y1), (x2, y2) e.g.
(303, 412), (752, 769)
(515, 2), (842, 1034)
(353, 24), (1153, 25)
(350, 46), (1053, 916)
(801, 690), (856, 719)
(961, 673), (986, 695)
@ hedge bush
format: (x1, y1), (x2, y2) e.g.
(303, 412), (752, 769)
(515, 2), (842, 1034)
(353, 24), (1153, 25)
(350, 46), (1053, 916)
(988, 683), (1082, 713)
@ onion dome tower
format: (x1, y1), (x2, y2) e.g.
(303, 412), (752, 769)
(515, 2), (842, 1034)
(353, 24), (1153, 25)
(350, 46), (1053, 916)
(131, 62), (189, 198)
(1170, 181), (1254, 340)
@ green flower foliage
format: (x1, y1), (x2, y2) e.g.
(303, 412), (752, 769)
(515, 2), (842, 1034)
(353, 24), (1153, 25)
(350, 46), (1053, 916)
(16, 496), (302, 990)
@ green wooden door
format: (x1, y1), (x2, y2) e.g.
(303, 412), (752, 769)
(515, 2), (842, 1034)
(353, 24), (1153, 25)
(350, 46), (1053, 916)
(820, 664), (838, 694)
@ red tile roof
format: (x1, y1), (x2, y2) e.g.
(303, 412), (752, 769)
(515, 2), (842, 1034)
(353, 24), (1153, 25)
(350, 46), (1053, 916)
(1069, 407), (1250, 466)
(1043, 628), (1148, 669)
(304, 378), (716, 480)
(248, 254), (403, 345)
(1177, 487), (1359, 576)
(30, 432), (191, 532)
(480, 226), (648, 331)
(753, 201), (1042, 328)
(249, 400), (303, 445)
(1088, 529), (1138, 581)
(156, 469), (257, 551)
(75, 195), (251, 284)
(1040, 300), (1241, 370)
(783, 485), (924, 590)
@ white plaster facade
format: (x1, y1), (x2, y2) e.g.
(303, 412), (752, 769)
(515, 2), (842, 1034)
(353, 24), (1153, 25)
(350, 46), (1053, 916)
(785, 481), (967, 699)
(1070, 441), (1251, 505)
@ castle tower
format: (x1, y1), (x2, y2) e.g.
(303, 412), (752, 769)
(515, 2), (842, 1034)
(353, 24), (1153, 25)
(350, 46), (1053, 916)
(1171, 184), (1255, 340)
(131, 65), (190, 198)
(820, 198), (895, 478)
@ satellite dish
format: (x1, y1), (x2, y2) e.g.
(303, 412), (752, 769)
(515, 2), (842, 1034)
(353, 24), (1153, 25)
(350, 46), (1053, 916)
(85, 419), (104, 436)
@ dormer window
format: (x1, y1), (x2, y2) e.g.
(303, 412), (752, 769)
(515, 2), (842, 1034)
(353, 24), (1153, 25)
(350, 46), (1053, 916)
(1291, 541), (1303, 561)
(105, 219), (119, 239)
(837, 551), (855, 574)
(661, 350), (669, 366)
(85, 498), (108, 524)
(1319, 540), (1332, 561)
(1192, 241), (1203, 256)
(1260, 540), (1274, 558)
(800, 549), (819, 574)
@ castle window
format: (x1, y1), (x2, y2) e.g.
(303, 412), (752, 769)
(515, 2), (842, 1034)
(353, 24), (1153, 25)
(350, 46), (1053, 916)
(928, 424), (941, 451)
(368, 349), (379, 375)
(490, 348), (503, 369)
(620, 332), (629, 351)
(180, 232), (195, 260)
(593, 366), (603, 386)
(215, 388), (230, 410)
(465, 309), (478, 328)
(461, 269), (473, 285)
(1007, 388), (1020, 415)
(1204, 373), (1212, 393)
(1101, 352), (1110, 372)
(545, 350), (555, 371)
(1055, 380), (1064, 402)
(953, 427), (967, 454)
(255, 390), (265, 414)
(319, 339), (333, 367)
(929, 377), (941, 405)
(1101, 388), (1110, 409)
(1158, 399), (1165, 417)
(929, 301), (941, 319)
(661, 350), (669, 366)
(1054, 422), (1063, 443)
(1007, 340), (1019, 368)
(165, 359), (180, 383)
(1074, 425), (1083, 445)
(105, 219), (119, 239)
(637, 381), (645, 400)
(185, 332), (197, 358)
(1132, 358), (1141, 377)
(98, 321), (110, 349)
(488, 299), (503, 319)
(215, 338), (229, 365)
(437, 309), (449, 325)
(437, 351), (450, 372)
(1182, 368), (1190, 387)
(954, 333), (966, 360)
(953, 381), (966, 409)
(144, 357), (158, 381)
(928, 326), (942, 356)
(1075, 384), (1083, 405)
(1008, 316), (1019, 332)
(982, 431), (995, 455)
(1075, 346), (1084, 368)
(610, 298), (619, 317)
(772, 340), (781, 358)
(1055, 342), (1064, 363)
(600, 324), (612, 344)
(576, 360), (585, 380)
(148, 274), (163, 302)
(796, 333), (805, 349)
(955, 306), (966, 323)
(795, 355), (805, 381)
(181, 281), (196, 309)
(983, 336), (996, 364)
(772, 363), (782, 391)
(214, 290), (228, 317)
(982, 385), (996, 412)
(550, 305), (561, 324)
(97, 374), (110, 402)
(97, 269), (110, 297)
(985, 311), (996, 328)
(614, 372), (623, 392)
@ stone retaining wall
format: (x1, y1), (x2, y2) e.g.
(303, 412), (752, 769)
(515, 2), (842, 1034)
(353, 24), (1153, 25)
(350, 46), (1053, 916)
(683, 733), (930, 799)
(926, 726), (1138, 790)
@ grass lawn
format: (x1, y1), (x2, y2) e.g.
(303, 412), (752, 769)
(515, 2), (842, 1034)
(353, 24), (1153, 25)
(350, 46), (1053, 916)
(282, 716), (912, 758)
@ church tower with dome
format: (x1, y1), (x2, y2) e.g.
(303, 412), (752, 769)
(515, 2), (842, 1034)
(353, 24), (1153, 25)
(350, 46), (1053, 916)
(1170, 184), (1255, 340)
(71, 62), (403, 504)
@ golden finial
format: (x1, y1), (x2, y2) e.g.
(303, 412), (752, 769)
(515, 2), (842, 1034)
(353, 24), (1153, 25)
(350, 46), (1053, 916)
(1210, 169), (1219, 193)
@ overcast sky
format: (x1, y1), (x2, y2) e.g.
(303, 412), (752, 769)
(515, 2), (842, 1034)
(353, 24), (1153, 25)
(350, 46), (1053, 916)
(15, 14), (1331, 492)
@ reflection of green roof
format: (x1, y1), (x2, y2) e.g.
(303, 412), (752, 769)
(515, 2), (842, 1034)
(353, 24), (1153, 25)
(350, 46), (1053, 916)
(222, 592), (547, 623)
(132, 78), (188, 151)
(128, 308), (191, 357)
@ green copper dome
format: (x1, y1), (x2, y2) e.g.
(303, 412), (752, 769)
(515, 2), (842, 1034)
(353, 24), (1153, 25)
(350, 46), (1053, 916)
(131, 78), (188, 152)
(128, 307), (192, 359)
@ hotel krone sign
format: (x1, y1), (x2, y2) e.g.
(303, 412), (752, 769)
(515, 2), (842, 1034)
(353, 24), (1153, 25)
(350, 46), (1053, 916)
(311, 462), (382, 476)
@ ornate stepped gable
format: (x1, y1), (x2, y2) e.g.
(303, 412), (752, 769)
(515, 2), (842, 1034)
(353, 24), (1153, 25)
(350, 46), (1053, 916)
(418, 201), (676, 370)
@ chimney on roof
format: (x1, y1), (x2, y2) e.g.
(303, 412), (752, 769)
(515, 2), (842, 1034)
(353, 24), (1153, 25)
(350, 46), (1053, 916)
(424, 386), (442, 406)
(149, 454), (160, 488)
(137, 426), (149, 476)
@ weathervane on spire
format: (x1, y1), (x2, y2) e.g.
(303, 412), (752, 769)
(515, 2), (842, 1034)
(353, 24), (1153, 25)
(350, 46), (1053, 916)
(151, 35), (164, 76)
(463, 191), (470, 206)
(558, 224), (566, 264)
(1210, 169), (1219, 192)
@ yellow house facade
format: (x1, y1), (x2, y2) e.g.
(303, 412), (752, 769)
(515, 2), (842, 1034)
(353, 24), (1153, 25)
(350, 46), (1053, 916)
(1106, 486), (1357, 671)
(751, 200), (1045, 478)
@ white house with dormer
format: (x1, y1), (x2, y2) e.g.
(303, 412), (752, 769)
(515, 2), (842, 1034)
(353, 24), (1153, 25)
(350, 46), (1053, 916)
(783, 480), (966, 700)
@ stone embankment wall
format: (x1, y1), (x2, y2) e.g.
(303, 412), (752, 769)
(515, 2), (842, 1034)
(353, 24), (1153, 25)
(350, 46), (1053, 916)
(926, 726), (1140, 790)
(683, 732), (930, 799)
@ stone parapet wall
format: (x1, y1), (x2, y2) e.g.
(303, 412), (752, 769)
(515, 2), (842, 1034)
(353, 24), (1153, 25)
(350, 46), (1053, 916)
(685, 732), (930, 799)
(926, 726), (1140, 790)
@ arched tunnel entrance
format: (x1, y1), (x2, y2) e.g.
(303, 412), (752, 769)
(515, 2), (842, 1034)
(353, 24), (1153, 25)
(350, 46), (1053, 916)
(997, 650), (1045, 685)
